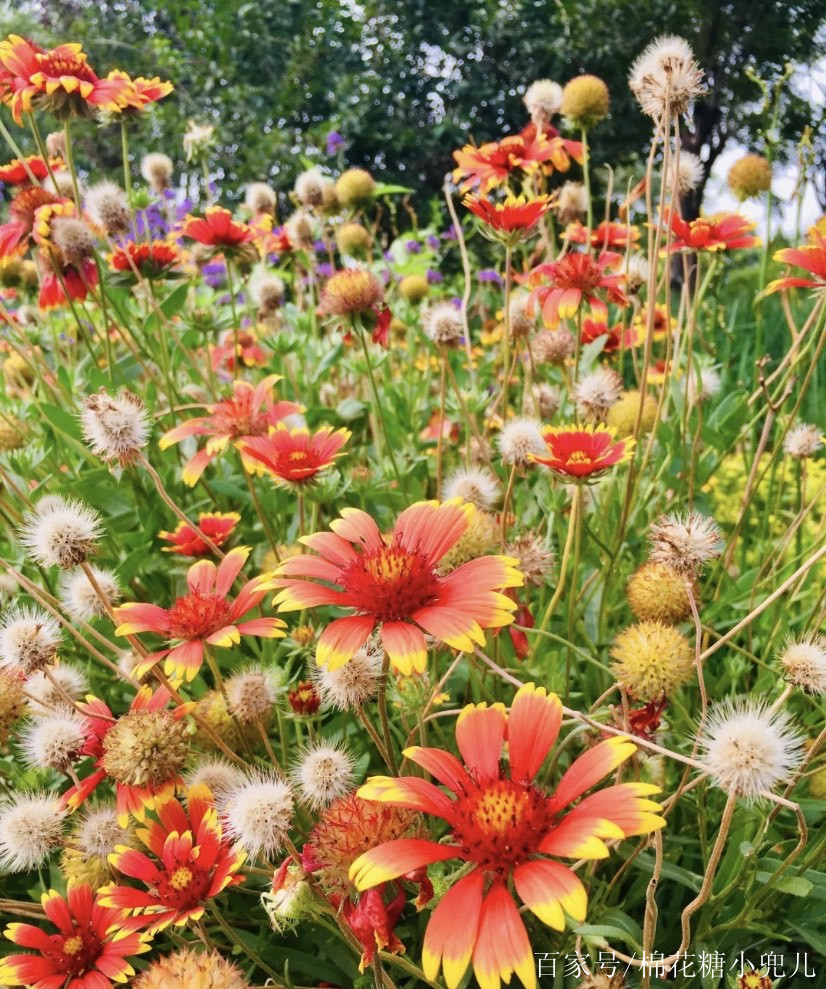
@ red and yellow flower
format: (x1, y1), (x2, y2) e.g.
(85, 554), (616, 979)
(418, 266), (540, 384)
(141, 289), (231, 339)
(210, 327), (267, 372)
(109, 240), (180, 279)
(159, 511), (240, 557)
(159, 374), (303, 485)
(32, 200), (99, 310)
(634, 304), (676, 341)
(0, 154), (62, 185)
(532, 423), (634, 478)
(0, 185), (61, 257)
(567, 220), (640, 249)
(61, 687), (192, 825)
(0, 884), (151, 989)
(180, 206), (254, 248)
(527, 250), (627, 327)
(104, 70), (173, 112)
(453, 133), (582, 195)
(238, 424), (350, 486)
(350, 684), (665, 989)
(114, 546), (286, 682)
(101, 785), (245, 932)
(0, 36), (132, 123)
(463, 194), (552, 241)
(580, 310), (641, 352)
(664, 208), (760, 253)
(273, 499), (523, 675)
(766, 232), (826, 297)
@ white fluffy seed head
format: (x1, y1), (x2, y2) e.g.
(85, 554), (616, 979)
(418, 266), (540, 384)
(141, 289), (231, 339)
(443, 468), (500, 510)
(140, 152), (173, 192)
(52, 217), (95, 268)
(532, 383), (561, 421)
(422, 303), (464, 348)
(311, 644), (382, 711)
(81, 388), (150, 465)
(649, 511), (724, 575)
(555, 181), (588, 225)
(523, 79), (563, 124)
(225, 668), (278, 723)
(20, 497), (102, 569)
(245, 181), (277, 216)
(0, 607), (62, 674)
(284, 209), (315, 249)
(574, 366), (624, 421)
(294, 168), (326, 208)
(250, 270), (285, 315)
(0, 791), (65, 871)
(783, 422), (823, 459)
(85, 181), (132, 236)
(20, 711), (88, 772)
(625, 254), (650, 294)
(497, 417), (546, 467)
(779, 634), (826, 695)
(221, 772), (294, 859)
(701, 700), (803, 800)
(74, 805), (131, 859)
(629, 35), (705, 119)
(24, 664), (87, 713)
(508, 290), (535, 339)
(292, 742), (354, 809)
(185, 759), (245, 799)
(46, 171), (79, 200)
(687, 364), (722, 404)
(671, 151), (704, 195)
(59, 566), (120, 621)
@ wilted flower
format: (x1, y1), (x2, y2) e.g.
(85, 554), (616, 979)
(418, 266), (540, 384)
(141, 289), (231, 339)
(182, 119), (216, 160)
(293, 741), (355, 808)
(20, 710), (88, 772)
(531, 327), (576, 365)
(627, 562), (693, 624)
(185, 759), (245, 799)
(81, 388), (149, 465)
(0, 791), (65, 871)
(132, 949), (250, 989)
(555, 181), (588, 224)
(649, 511), (723, 574)
(84, 180), (131, 236)
(629, 35), (705, 119)
(0, 606), (62, 674)
(225, 667), (279, 723)
(778, 633), (826, 695)
(20, 496), (102, 569)
(574, 366), (624, 421)
(443, 467), (500, 510)
(244, 181), (277, 216)
(701, 700), (803, 800)
(221, 772), (294, 859)
(422, 302), (464, 347)
(24, 664), (87, 713)
(294, 167), (327, 207)
(783, 422), (823, 459)
(505, 533), (554, 586)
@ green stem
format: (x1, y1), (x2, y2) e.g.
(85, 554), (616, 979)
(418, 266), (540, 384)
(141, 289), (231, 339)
(357, 325), (407, 502)
(581, 127), (593, 240)
(61, 121), (82, 209)
(376, 652), (398, 774)
(120, 118), (132, 206)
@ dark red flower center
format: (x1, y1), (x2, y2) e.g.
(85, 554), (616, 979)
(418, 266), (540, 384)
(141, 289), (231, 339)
(38, 53), (94, 82)
(450, 778), (549, 874)
(341, 545), (440, 621)
(11, 185), (57, 225)
(551, 253), (604, 293)
(166, 591), (233, 640)
(58, 928), (102, 977)
(156, 861), (211, 910)
(211, 399), (270, 438)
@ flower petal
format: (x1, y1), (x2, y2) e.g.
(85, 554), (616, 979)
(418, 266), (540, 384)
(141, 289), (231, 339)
(316, 615), (375, 670)
(349, 839), (456, 890)
(472, 881), (536, 989)
(546, 735), (637, 814)
(455, 702), (507, 783)
(380, 620), (427, 675)
(422, 869), (484, 988)
(513, 858), (587, 930)
(507, 683), (562, 784)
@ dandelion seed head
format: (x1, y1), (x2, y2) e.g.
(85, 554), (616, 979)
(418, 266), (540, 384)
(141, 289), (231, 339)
(443, 467), (500, 510)
(0, 607), (62, 674)
(20, 710), (87, 772)
(779, 633), (826, 695)
(311, 644), (382, 711)
(649, 511), (723, 574)
(0, 791), (65, 871)
(293, 741), (355, 809)
(498, 417), (546, 467)
(81, 388), (150, 465)
(221, 772), (294, 859)
(20, 497), (102, 569)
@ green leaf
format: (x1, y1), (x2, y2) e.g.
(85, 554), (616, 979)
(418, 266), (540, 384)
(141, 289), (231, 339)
(37, 403), (82, 442)
(755, 872), (813, 897)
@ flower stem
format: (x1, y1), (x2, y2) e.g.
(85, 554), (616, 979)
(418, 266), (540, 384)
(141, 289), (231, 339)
(357, 326), (407, 502)
(377, 652), (398, 774)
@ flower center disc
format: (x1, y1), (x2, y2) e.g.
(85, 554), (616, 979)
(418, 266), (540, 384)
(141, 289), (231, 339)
(167, 591), (233, 640)
(157, 861), (210, 909)
(343, 546), (439, 621)
(451, 778), (548, 874)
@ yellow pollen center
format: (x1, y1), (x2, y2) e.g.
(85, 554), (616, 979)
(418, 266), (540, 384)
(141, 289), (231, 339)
(473, 788), (531, 836)
(364, 549), (409, 583)
(63, 935), (84, 956)
(567, 450), (592, 464)
(288, 451), (308, 461)
(169, 866), (193, 890)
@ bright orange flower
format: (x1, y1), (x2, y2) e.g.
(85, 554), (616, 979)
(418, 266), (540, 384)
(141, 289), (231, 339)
(0, 36), (131, 123)
(238, 424), (350, 486)
(634, 305), (675, 341)
(104, 69), (173, 111)
(101, 785), (245, 933)
(350, 684), (665, 989)
(273, 499), (523, 674)
(766, 233), (826, 297)
(0, 154), (62, 185)
(109, 240), (180, 279)
(532, 423), (634, 479)
(664, 208), (760, 253)
(453, 133), (583, 194)
(180, 206), (254, 248)
(0, 885), (151, 989)
(580, 310), (641, 352)
(527, 250), (627, 327)
(567, 220), (640, 249)
(159, 374), (303, 485)
(61, 686), (192, 824)
(114, 546), (286, 682)
(0, 185), (61, 257)
(159, 511), (240, 557)
(210, 327), (267, 373)
(463, 194), (552, 241)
